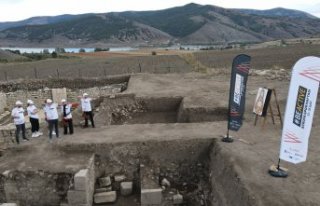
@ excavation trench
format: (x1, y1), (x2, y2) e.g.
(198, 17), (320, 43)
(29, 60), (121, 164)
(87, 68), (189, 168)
(0, 139), (254, 206)
(95, 94), (228, 125)
(0, 80), (252, 206)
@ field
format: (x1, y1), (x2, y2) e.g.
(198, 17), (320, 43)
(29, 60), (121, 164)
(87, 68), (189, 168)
(0, 44), (319, 81)
(1, 42), (320, 206)
(0, 53), (192, 81)
(194, 44), (320, 70)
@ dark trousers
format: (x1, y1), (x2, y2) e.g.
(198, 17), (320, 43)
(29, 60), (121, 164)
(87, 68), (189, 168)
(63, 119), (74, 134)
(48, 119), (59, 139)
(29, 117), (39, 133)
(15, 123), (26, 144)
(84, 111), (95, 128)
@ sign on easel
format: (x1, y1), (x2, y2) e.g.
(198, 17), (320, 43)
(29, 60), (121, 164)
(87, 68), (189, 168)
(253, 87), (272, 116)
(253, 88), (282, 127)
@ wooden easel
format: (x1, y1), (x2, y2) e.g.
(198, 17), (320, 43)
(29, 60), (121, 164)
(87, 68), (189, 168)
(254, 89), (283, 128)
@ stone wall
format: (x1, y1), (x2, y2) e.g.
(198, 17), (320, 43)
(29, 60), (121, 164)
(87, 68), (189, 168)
(0, 93), (7, 113)
(1, 170), (73, 206)
(0, 75), (130, 93)
(5, 89), (52, 110)
(4, 83), (126, 109)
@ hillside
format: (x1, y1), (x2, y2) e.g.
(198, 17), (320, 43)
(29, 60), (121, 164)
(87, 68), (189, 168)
(235, 7), (317, 19)
(0, 3), (319, 47)
(0, 49), (29, 62)
(0, 14), (91, 31)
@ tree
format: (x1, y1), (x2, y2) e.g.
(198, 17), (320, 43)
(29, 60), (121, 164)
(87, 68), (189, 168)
(52, 52), (58, 58)
(79, 48), (86, 53)
(55, 47), (66, 53)
(94, 48), (110, 52)
(43, 49), (49, 54)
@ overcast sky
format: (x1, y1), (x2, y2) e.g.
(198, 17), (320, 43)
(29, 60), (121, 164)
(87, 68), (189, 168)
(1, 0), (320, 22)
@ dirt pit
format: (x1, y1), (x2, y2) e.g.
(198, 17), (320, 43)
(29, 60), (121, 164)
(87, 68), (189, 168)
(94, 94), (228, 126)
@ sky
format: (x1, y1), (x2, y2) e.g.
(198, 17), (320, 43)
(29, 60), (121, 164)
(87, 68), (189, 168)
(0, 0), (320, 22)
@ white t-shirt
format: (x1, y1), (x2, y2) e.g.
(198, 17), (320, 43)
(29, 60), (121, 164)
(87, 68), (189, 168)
(44, 103), (59, 120)
(27, 105), (39, 119)
(81, 98), (92, 112)
(11, 107), (25, 125)
(61, 103), (72, 119)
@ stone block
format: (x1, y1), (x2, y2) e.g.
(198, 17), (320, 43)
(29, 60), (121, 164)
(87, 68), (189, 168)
(173, 194), (183, 204)
(2, 170), (11, 178)
(67, 190), (89, 206)
(114, 174), (126, 182)
(0, 204), (18, 206)
(99, 176), (111, 187)
(95, 186), (112, 193)
(94, 191), (117, 204)
(74, 169), (89, 191)
(120, 182), (133, 196)
(141, 188), (162, 205)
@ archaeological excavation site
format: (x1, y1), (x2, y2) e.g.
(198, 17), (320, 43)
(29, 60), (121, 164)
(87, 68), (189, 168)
(0, 71), (319, 206)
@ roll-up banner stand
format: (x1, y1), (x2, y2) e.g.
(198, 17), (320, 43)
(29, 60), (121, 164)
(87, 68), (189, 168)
(269, 56), (320, 178)
(222, 54), (251, 143)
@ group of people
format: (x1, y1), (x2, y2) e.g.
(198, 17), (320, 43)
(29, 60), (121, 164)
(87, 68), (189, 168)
(11, 93), (95, 144)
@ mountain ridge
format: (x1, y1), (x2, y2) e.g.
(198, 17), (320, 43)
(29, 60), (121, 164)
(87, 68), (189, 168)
(0, 3), (319, 47)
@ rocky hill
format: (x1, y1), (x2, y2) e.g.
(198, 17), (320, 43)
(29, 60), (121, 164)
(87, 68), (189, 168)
(0, 3), (319, 47)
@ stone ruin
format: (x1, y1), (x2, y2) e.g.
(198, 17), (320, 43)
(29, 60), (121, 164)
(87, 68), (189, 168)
(0, 74), (261, 206)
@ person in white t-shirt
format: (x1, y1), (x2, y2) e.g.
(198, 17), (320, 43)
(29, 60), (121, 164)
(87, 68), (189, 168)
(61, 99), (74, 135)
(27, 99), (43, 138)
(80, 93), (95, 128)
(11, 100), (29, 144)
(44, 99), (59, 141)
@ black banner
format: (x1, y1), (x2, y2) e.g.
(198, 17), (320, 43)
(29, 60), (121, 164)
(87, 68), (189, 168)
(228, 54), (251, 131)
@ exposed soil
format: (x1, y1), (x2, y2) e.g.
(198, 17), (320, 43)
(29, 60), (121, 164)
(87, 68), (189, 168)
(0, 71), (319, 206)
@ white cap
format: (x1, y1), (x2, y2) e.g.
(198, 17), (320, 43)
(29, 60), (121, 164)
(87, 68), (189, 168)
(27, 99), (33, 104)
(46, 99), (53, 104)
(83, 93), (88, 97)
(15, 100), (23, 105)
(61, 99), (66, 103)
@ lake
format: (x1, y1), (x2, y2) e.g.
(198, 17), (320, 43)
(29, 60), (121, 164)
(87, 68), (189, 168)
(0, 47), (138, 53)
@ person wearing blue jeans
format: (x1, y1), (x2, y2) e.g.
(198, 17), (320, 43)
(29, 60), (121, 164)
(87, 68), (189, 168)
(44, 99), (59, 142)
(11, 100), (29, 144)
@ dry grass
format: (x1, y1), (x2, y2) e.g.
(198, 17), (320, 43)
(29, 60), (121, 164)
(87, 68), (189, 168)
(0, 43), (319, 81)
(194, 44), (320, 71)
(0, 54), (192, 81)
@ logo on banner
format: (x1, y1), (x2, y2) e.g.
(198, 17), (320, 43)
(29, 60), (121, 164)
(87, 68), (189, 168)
(233, 74), (244, 105)
(284, 131), (301, 143)
(236, 63), (250, 73)
(299, 67), (320, 82)
(293, 86), (308, 128)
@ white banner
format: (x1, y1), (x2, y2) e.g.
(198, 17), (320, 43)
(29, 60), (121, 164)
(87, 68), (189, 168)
(280, 56), (320, 164)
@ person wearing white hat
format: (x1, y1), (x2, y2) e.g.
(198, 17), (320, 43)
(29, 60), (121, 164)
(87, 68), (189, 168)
(79, 93), (95, 128)
(11, 100), (29, 144)
(44, 99), (59, 142)
(27, 100), (43, 138)
(61, 99), (74, 135)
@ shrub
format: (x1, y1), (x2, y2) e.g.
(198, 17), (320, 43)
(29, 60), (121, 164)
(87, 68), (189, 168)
(51, 52), (58, 58)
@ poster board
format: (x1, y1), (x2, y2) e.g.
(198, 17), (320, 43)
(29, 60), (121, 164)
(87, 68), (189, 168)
(253, 88), (271, 116)
(52, 88), (67, 104)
